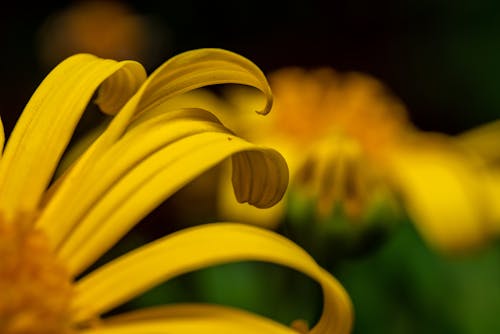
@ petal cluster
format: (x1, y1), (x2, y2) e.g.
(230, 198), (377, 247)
(0, 50), (353, 333)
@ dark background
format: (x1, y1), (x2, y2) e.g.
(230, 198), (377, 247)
(1, 0), (500, 134)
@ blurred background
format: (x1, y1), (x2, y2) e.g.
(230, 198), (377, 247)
(1, 1), (500, 333)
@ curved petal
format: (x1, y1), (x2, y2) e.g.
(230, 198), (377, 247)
(40, 108), (287, 275)
(98, 48), (273, 148)
(0, 54), (146, 220)
(54, 119), (111, 179)
(386, 138), (492, 253)
(138, 48), (272, 115)
(148, 88), (289, 228)
(80, 304), (298, 334)
(37, 48), (275, 246)
(73, 223), (353, 334)
(217, 160), (286, 229)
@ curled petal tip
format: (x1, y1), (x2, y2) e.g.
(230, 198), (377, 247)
(255, 93), (273, 116)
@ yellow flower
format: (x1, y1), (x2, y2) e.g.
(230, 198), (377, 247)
(176, 67), (499, 255)
(0, 51), (352, 333)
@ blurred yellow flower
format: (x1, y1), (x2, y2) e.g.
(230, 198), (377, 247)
(175, 67), (499, 255)
(0, 51), (352, 334)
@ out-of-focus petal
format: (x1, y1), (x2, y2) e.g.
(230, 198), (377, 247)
(457, 119), (500, 164)
(72, 223), (353, 334)
(386, 137), (491, 253)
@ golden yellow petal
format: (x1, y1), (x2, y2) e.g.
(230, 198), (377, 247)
(216, 136), (303, 229)
(456, 121), (500, 234)
(480, 169), (500, 234)
(73, 223), (353, 334)
(37, 48), (276, 247)
(457, 119), (500, 163)
(81, 319), (293, 334)
(98, 48), (273, 149)
(53, 119), (110, 179)
(0, 116), (4, 157)
(137, 48), (273, 115)
(217, 160), (286, 229)
(231, 147), (288, 208)
(386, 139), (491, 253)
(83, 304), (298, 334)
(41, 108), (286, 275)
(150, 88), (292, 229)
(0, 54), (146, 220)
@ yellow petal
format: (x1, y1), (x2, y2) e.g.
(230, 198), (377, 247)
(98, 48), (273, 148)
(82, 304), (298, 334)
(456, 121), (500, 233)
(0, 116), (4, 157)
(154, 88), (291, 229)
(41, 108), (286, 275)
(0, 54), (146, 220)
(457, 119), (500, 163)
(73, 223), (353, 334)
(484, 170), (500, 233)
(386, 138), (491, 253)
(82, 319), (293, 334)
(137, 48), (273, 115)
(53, 119), (111, 179)
(37, 48), (275, 245)
(217, 160), (286, 229)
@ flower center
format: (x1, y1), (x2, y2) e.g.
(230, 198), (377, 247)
(267, 67), (410, 157)
(0, 217), (74, 334)
(294, 132), (383, 220)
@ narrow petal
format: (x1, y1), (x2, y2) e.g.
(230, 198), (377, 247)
(39, 108), (287, 275)
(97, 48), (273, 149)
(137, 48), (273, 115)
(53, 119), (110, 179)
(0, 54), (146, 219)
(0, 116), (4, 156)
(386, 138), (492, 253)
(73, 223), (353, 334)
(81, 304), (298, 334)
(148, 88), (291, 228)
(37, 48), (275, 246)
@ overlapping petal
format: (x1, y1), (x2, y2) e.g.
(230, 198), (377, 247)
(217, 160), (286, 228)
(1, 50), (353, 334)
(0, 54), (146, 220)
(100, 48), (273, 147)
(54, 108), (287, 275)
(82, 304), (298, 334)
(37, 49), (278, 253)
(72, 223), (353, 334)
